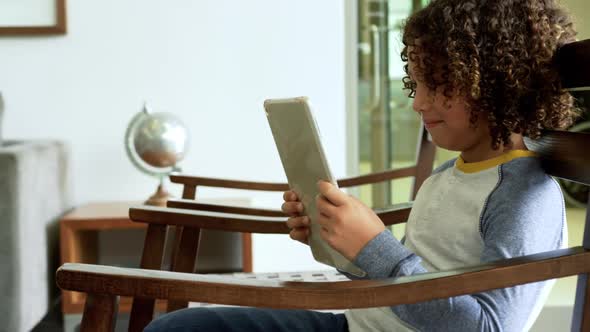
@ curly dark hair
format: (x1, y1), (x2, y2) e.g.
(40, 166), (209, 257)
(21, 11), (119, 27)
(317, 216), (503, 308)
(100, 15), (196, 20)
(401, 0), (579, 149)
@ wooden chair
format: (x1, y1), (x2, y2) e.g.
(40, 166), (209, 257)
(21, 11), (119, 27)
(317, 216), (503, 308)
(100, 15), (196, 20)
(57, 123), (435, 331)
(56, 39), (590, 332)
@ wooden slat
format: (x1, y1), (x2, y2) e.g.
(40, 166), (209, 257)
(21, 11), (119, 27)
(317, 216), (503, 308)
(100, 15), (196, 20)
(524, 130), (590, 185)
(166, 184), (199, 312)
(375, 202), (413, 226)
(168, 183), (197, 274)
(57, 247), (590, 310)
(181, 185), (197, 200)
(130, 206), (290, 234)
(129, 224), (168, 332)
(80, 293), (118, 332)
(337, 167), (415, 188)
(170, 174), (289, 191)
(169, 166), (417, 192)
(130, 204), (411, 234)
(556, 39), (590, 89)
(168, 184), (197, 275)
(167, 199), (286, 217)
(242, 233), (253, 272)
(167, 227), (201, 313)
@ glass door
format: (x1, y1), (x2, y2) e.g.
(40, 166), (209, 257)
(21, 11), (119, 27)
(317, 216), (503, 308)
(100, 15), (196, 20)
(356, 0), (428, 208)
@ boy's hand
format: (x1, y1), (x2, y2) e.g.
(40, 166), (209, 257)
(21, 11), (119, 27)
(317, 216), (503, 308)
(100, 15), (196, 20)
(316, 180), (385, 261)
(282, 190), (310, 245)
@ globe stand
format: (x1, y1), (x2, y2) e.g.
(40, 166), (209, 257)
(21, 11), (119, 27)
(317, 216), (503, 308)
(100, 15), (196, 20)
(145, 183), (172, 206)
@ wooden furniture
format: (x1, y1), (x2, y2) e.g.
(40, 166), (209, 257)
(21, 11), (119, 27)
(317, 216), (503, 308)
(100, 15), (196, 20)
(59, 200), (252, 315)
(55, 39), (590, 332)
(0, 0), (67, 35)
(55, 123), (435, 331)
(127, 125), (434, 321)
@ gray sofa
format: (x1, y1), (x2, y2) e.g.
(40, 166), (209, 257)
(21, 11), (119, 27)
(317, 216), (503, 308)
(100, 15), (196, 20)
(0, 140), (72, 332)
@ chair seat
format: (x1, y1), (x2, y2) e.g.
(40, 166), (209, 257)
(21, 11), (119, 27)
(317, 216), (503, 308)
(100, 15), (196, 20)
(188, 269), (350, 311)
(214, 269), (350, 282)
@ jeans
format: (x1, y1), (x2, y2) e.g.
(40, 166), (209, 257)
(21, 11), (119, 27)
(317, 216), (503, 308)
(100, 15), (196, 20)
(144, 307), (349, 332)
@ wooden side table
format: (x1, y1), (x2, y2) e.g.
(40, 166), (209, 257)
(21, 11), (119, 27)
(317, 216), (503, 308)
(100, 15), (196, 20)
(60, 201), (252, 315)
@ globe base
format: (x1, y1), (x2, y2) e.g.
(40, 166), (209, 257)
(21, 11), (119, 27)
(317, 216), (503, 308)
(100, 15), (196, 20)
(145, 183), (172, 206)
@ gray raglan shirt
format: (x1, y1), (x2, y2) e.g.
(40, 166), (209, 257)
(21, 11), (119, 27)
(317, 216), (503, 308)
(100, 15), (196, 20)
(344, 150), (567, 332)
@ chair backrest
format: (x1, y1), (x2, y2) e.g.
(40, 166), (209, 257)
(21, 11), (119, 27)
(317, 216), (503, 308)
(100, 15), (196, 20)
(169, 126), (435, 200)
(522, 38), (590, 331)
(525, 40), (590, 189)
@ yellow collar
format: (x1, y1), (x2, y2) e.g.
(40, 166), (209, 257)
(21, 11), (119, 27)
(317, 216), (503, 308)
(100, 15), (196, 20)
(456, 150), (537, 173)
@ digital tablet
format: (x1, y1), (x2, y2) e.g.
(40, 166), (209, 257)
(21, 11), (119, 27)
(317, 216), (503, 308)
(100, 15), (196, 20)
(264, 97), (364, 276)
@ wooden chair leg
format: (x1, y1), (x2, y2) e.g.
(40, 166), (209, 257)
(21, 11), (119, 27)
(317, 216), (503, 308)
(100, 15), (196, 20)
(242, 233), (253, 272)
(129, 224), (168, 332)
(80, 294), (118, 332)
(167, 226), (201, 312)
(166, 184), (200, 312)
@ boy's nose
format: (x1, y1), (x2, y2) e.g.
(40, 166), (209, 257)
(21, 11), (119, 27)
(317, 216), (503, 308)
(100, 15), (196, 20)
(412, 85), (433, 115)
(412, 95), (428, 114)
(412, 100), (422, 114)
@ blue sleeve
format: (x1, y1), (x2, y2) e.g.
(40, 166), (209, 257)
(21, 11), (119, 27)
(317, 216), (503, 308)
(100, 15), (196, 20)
(352, 166), (565, 331)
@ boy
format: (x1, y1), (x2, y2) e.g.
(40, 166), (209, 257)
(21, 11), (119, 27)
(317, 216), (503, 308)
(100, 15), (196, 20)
(146, 0), (578, 330)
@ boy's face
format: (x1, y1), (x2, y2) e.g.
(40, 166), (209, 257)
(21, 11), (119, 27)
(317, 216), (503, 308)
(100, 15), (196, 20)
(408, 57), (490, 153)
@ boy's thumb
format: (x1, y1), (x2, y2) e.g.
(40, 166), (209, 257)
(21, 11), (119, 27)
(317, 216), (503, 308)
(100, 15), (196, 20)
(317, 180), (347, 206)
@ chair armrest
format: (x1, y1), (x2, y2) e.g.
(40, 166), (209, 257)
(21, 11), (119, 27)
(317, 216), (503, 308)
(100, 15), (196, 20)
(170, 174), (289, 191)
(56, 247), (590, 310)
(129, 205), (290, 234)
(167, 199), (286, 217)
(170, 166), (416, 191)
(131, 201), (410, 233)
(167, 199), (410, 222)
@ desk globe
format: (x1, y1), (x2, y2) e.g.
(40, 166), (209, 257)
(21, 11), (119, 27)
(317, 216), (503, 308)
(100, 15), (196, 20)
(125, 104), (189, 206)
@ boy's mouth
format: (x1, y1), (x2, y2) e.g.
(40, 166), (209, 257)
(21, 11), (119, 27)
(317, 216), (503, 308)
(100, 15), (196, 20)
(423, 120), (444, 129)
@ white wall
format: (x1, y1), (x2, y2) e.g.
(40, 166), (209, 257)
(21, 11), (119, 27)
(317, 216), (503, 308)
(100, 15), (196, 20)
(0, 0), (347, 272)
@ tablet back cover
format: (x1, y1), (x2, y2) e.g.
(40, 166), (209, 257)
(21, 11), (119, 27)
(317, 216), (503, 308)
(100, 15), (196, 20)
(265, 97), (364, 276)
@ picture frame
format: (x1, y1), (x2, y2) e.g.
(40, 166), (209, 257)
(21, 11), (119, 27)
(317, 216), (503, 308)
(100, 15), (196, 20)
(0, 0), (67, 35)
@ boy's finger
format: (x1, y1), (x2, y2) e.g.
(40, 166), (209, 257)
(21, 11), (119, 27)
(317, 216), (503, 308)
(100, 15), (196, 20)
(289, 228), (309, 244)
(283, 191), (299, 202)
(315, 212), (332, 232)
(317, 180), (347, 206)
(286, 216), (309, 229)
(281, 201), (303, 214)
(316, 194), (337, 217)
